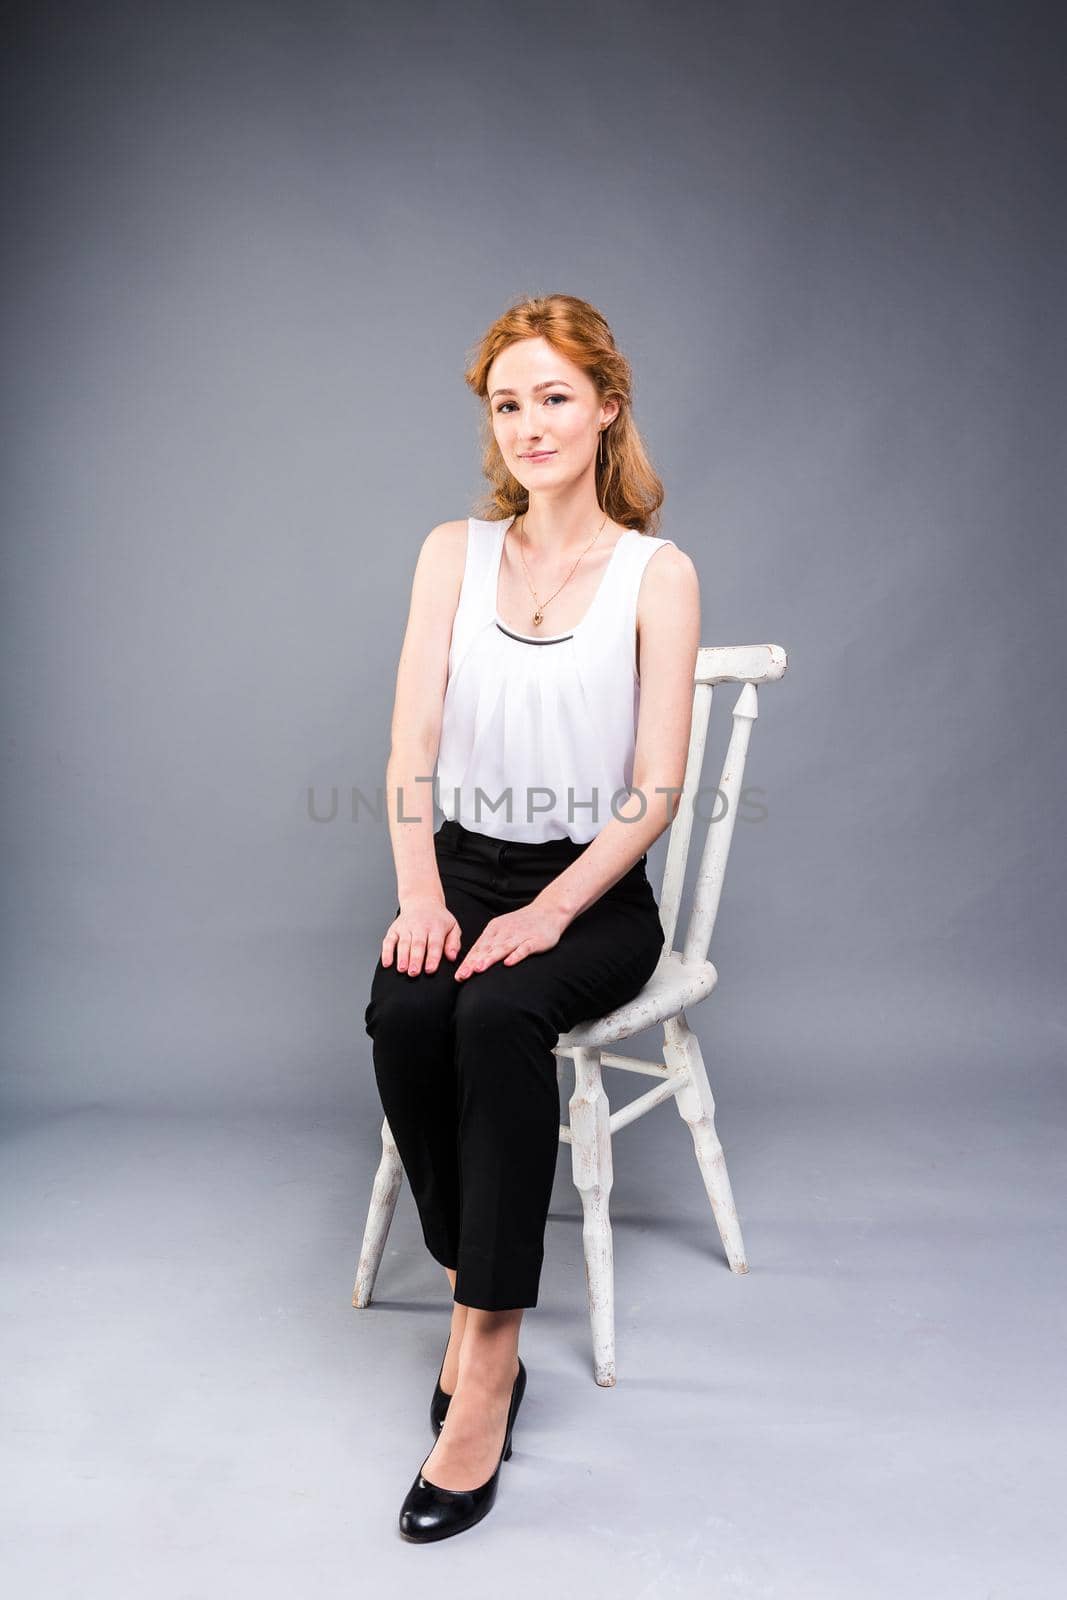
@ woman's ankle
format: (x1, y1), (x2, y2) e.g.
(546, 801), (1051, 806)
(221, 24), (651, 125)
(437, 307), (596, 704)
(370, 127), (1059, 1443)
(439, 1307), (468, 1392)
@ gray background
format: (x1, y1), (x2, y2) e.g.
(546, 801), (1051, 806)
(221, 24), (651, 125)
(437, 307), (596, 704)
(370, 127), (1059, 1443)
(3, 1), (1064, 1595)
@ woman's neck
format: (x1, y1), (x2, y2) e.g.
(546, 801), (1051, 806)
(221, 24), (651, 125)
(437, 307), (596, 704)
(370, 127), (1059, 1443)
(519, 494), (615, 558)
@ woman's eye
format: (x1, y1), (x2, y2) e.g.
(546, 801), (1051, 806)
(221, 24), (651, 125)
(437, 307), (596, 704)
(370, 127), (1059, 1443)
(495, 394), (567, 413)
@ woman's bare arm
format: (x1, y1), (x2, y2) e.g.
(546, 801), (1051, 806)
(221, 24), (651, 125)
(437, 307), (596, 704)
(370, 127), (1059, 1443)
(380, 518), (467, 974)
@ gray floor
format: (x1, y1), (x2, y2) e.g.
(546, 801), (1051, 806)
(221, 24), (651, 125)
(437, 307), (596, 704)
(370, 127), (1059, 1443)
(2, 1073), (1063, 1598)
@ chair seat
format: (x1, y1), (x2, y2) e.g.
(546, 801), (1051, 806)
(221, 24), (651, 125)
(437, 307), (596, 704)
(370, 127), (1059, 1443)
(554, 950), (718, 1051)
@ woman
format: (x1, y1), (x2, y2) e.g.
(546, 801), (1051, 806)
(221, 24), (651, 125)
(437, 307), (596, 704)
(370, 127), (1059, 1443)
(363, 293), (700, 1541)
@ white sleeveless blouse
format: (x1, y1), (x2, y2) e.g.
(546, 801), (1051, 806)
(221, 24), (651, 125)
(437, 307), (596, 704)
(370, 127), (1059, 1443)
(435, 515), (677, 844)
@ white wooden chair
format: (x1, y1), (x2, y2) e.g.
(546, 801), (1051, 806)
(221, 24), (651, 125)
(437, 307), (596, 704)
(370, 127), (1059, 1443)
(354, 643), (789, 1385)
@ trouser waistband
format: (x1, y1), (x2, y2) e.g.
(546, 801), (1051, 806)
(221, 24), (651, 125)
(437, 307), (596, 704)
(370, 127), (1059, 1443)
(436, 818), (592, 867)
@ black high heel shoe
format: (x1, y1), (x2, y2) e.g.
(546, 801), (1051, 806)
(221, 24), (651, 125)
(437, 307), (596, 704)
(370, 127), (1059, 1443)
(399, 1357), (527, 1543)
(430, 1343), (452, 1436)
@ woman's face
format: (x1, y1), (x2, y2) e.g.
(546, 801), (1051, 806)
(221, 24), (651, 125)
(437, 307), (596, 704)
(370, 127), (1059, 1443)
(487, 336), (618, 493)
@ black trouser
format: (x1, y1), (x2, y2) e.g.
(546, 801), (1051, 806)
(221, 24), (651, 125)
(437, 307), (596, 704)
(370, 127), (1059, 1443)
(363, 819), (665, 1311)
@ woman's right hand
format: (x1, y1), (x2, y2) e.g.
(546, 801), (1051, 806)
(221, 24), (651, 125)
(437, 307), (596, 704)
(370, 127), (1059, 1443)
(382, 895), (463, 977)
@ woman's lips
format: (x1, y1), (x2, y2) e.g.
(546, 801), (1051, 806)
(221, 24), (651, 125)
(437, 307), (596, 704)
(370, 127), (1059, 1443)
(521, 451), (555, 462)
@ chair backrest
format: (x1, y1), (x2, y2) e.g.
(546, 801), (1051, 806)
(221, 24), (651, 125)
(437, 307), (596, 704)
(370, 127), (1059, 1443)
(656, 644), (788, 966)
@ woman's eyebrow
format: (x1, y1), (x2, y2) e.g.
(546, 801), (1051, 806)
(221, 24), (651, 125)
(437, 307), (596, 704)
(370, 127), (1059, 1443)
(490, 379), (575, 398)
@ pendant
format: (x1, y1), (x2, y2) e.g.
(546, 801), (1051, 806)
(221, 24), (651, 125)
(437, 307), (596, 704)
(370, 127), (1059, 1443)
(532, 610), (543, 625)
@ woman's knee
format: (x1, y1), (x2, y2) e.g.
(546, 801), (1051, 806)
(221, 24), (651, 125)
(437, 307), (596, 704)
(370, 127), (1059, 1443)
(453, 972), (560, 1057)
(364, 962), (455, 1042)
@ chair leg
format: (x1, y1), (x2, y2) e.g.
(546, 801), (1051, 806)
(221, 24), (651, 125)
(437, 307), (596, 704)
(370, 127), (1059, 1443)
(568, 1045), (617, 1386)
(663, 1013), (749, 1273)
(352, 1115), (403, 1308)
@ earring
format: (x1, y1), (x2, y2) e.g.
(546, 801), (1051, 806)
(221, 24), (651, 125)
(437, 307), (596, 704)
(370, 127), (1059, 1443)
(599, 428), (605, 466)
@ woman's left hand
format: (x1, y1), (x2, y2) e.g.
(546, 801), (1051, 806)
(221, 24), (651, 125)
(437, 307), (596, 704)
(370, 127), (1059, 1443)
(454, 899), (571, 980)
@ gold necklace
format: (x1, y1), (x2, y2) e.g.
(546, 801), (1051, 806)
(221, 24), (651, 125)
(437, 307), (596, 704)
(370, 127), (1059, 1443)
(516, 511), (609, 626)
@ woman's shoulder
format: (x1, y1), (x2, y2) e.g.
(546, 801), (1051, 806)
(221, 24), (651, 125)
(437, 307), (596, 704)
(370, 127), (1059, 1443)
(421, 513), (512, 572)
(424, 516), (469, 548)
(416, 517), (469, 579)
(639, 538), (697, 579)
(635, 538), (699, 621)
(628, 527), (695, 576)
